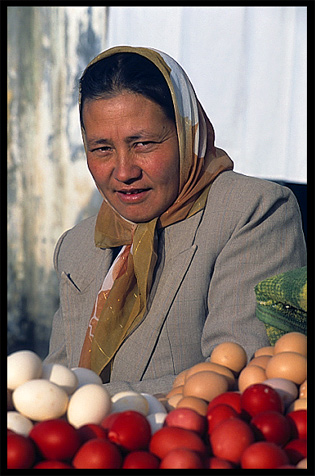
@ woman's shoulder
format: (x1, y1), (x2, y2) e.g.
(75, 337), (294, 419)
(59, 214), (97, 246)
(212, 170), (289, 192)
(203, 170), (299, 229)
(209, 170), (294, 205)
(197, 170), (305, 253)
(53, 214), (99, 271)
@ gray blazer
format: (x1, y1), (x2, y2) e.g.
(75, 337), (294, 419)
(44, 171), (307, 395)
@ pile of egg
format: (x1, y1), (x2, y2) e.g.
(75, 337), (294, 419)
(164, 331), (307, 416)
(7, 354), (167, 437)
(7, 331), (307, 468)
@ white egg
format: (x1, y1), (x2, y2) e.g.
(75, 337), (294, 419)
(141, 393), (167, 415)
(42, 363), (78, 395)
(7, 411), (33, 436)
(67, 384), (111, 428)
(70, 367), (103, 387)
(7, 350), (42, 390)
(263, 378), (298, 409)
(146, 412), (167, 434)
(111, 391), (149, 415)
(13, 379), (68, 421)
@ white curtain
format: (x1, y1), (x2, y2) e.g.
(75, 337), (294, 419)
(107, 6), (307, 183)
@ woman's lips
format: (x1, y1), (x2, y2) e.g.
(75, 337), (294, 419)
(116, 188), (151, 203)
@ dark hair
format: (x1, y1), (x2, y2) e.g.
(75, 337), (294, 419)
(79, 52), (175, 128)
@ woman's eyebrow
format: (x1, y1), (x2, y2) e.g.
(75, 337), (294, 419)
(125, 130), (160, 142)
(87, 137), (110, 147)
(95, 138), (110, 145)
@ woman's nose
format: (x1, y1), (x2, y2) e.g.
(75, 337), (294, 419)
(113, 151), (142, 183)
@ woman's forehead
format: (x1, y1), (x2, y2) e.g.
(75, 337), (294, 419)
(82, 93), (178, 142)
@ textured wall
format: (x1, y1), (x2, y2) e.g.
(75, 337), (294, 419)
(7, 7), (107, 358)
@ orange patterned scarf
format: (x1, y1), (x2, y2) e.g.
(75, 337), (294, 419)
(78, 46), (233, 377)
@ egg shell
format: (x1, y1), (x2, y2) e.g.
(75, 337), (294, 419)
(296, 458), (307, 469)
(185, 362), (236, 389)
(254, 346), (275, 357)
(7, 411), (34, 436)
(210, 342), (247, 373)
(183, 371), (229, 402)
(166, 393), (183, 411)
(172, 370), (187, 388)
(274, 332), (307, 357)
(248, 355), (272, 370)
(13, 379), (68, 421)
(110, 391), (149, 415)
(42, 363), (78, 395)
(146, 412), (167, 434)
(287, 398), (307, 413)
(67, 383), (111, 428)
(265, 352), (307, 385)
(263, 378), (298, 409)
(299, 380), (307, 398)
(166, 386), (184, 398)
(70, 367), (103, 387)
(176, 396), (209, 416)
(7, 350), (42, 390)
(141, 393), (167, 415)
(153, 393), (169, 410)
(238, 364), (266, 393)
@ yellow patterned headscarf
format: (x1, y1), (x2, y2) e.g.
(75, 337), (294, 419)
(79, 46), (233, 377)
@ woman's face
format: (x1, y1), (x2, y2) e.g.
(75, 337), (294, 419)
(83, 92), (180, 223)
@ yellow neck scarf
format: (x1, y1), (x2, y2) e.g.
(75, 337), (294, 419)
(78, 46), (233, 376)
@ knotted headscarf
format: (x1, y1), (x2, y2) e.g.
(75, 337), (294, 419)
(78, 46), (233, 377)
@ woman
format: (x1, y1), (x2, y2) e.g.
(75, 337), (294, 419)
(44, 46), (306, 396)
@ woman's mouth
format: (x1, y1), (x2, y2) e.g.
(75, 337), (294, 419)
(116, 188), (151, 203)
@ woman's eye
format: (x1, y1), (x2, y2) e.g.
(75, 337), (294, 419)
(91, 146), (111, 153)
(135, 141), (154, 148)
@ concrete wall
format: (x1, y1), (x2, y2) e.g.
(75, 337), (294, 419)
(7, 6), (107, 358)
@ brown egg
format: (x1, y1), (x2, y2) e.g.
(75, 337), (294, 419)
(296, 458), (307, 469)
(185, 362), (236, 389)
(288, 398), (307, 413)
(172, 369), (187, 388)
(210, 342), (247, 373)
(265, 352), (307, 385)
(299, 379), (307, 398)
(176, 396), (209, 416)
(254, 346), (275, 357)
(247, 355), (272, 370)
(166, 393), (183, 411)
(238, 365), (267, 393)
(274, 332), (307, 357)
(183, 371), (229, 402)
(166, 386), (184, 398)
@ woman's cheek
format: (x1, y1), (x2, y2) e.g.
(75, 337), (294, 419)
(87, 157), (110, 186)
